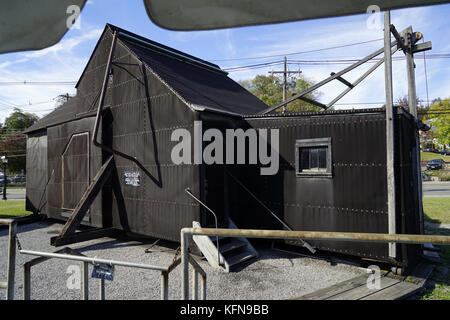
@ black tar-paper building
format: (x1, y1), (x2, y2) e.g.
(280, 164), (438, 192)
(24, 24), (423, 271)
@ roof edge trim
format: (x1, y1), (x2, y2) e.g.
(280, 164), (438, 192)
(117, 31), (226, 75)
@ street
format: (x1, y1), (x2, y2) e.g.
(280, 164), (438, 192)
(423, 181), (450, 198)
(1, 182), (450, 201)
(1, 188), (26, 200)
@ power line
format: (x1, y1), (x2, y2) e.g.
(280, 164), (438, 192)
(0, 81), (76, 86)
(224, 53), (450, 72)
(211, 38), (384, 62)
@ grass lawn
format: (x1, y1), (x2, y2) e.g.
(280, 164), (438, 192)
(0, 200), (32, 218)
(421, 198), (450, 300)
(421, 152), (450, 162)
(423, 198), (450, 224)
(421, 236), (450, 300)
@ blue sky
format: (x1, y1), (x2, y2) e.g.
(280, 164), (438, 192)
(0, 1), (449, 123)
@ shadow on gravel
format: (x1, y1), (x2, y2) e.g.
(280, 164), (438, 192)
(0, 219), (53, 238)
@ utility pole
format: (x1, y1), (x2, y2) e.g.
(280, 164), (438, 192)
(269, 56), (302, 113)
(384, 11), (396, 259)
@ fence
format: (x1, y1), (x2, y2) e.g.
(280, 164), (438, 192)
(180, 227), (450, 300)
(19, 248), (206, 300)
(0, 219), (17, 300)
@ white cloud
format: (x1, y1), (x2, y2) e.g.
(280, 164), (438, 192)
(0, 27), (103, 122)
(22, 28), (102, 59)
(226, 5), (449, 109)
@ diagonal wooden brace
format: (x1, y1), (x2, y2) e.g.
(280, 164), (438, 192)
(54, 156), (114, 242)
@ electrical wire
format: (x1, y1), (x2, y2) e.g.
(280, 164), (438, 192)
(210, 38), (384, 62)
(224, 53), (450, 72)
(0, 81), (76, 86)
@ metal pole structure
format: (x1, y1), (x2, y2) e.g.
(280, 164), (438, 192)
(2, 160), (6, 201)
(405, 27), (425, 235)
(192, 268), (198, 300)
(384, 11), (397, 258)
(181, 230), (189, 300)
(20, 250), (168, 271)
(99, 278), (105, 300)
(327, 47), (400, 108)
(183, 227), (450, 245)
(23, 264), (30, 300)
(283, 56), (287, 113)
(262, 40), (397, 114)
(200, 274), (206, 300)
(6, 220), (16, 300)
(161, 271), (169, 300)
(185, 188), (221, 266)
(268, 57), (302, 113)
(83, 262), (89, 300)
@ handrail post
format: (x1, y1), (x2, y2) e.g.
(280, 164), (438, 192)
(181, 229), (189, 300)
(161, 271), (169, 300)
(82, 262), (89, 300)
(99, 278), (105, 300)
(6, 220), (17, 300)
(200, 274), (206, 300)
(192, 267), (198, 300)
(23, 263), (31, 300)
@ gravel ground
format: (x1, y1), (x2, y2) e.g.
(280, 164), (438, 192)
(0, 220), (366, 300)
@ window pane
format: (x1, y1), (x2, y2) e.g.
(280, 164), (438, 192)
(296, 139), (331, 176)
(300, 149), (310, 170)
(310, 148), (318, 169)
(318, 148), (327, 169)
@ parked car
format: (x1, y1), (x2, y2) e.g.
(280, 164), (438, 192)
(423, 148), (439, 153)
(426, 159), (445, 170)
(440, 149), (450, 156)
(0, 176), (12, 184)
(12, 174), (26, 183)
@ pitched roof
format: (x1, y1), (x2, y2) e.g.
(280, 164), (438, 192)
(25, 24), (268, 133)
(117, 27), (268, 116)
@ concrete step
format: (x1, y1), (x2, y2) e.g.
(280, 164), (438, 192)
(227, 252), (257, 268)
(219, 240), (248, 254)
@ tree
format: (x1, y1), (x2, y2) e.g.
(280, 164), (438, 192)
(240, 75), (323, 113)
(424, 98), (450, 147)
(55, 93), (74, 106)
(0, 108), (39, 174)
(4, 108), (39, 131)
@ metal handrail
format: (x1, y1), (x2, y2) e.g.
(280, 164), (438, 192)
(180, 227), (450, 299)
(20, 249), (170, 300)
(0, 219), (17, 300)
(185, 188), (221, 266)
(19, 248), (207, 300)
(166, 255), (207, 300)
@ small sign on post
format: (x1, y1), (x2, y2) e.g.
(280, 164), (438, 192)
(124, 171), (140, 187)
(92, 263), (114, 281)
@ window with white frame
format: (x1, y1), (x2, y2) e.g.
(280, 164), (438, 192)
(295, 138), (332, 177)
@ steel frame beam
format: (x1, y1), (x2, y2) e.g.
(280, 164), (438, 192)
(260, 39), (398, 114)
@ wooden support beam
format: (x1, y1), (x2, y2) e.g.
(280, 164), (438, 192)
(390, 24), (407, 52)
(412, 41), (432, 54)
(298, 96), (328, 110)
(51, 227), (122, 247)
(331, 72), (354, 88)
(54, 156), (114, 243)
(261, 39), (398, 114)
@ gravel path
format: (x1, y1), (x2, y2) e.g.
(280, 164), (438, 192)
(0, 221), (365, 300)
